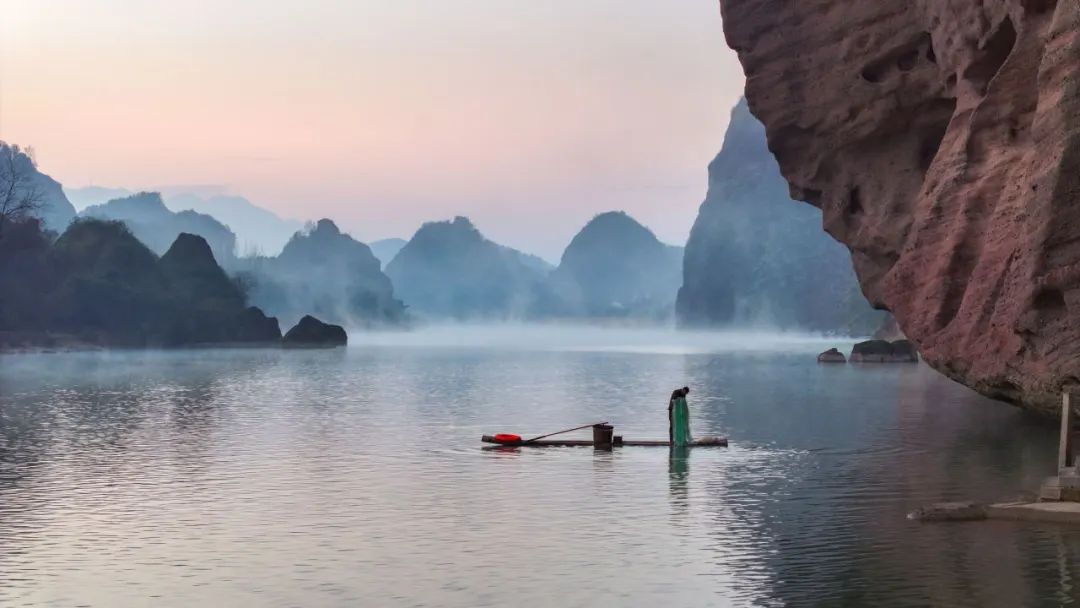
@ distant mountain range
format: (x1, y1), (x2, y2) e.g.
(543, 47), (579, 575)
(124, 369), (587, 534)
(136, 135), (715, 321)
(26, 129), (886, 335)
(81, 192), (238, 267)
(236, 219), (405, 329)
(65, 186), (303, 256)
(369, 238), (407, 269)
(386, 216), (554, 320)
(383, 213), (681, 321)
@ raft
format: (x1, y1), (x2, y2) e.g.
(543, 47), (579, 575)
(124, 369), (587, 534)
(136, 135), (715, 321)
(481, 435), (728, 448)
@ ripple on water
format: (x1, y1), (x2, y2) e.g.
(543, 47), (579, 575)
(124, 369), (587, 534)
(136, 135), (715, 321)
(0, 340), (1072, 606)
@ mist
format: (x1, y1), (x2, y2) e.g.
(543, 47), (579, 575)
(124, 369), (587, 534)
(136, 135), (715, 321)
(349, 322), (859, 355)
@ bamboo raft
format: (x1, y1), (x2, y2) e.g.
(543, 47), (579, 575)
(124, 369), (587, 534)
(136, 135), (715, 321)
(481, 435), (728, 448)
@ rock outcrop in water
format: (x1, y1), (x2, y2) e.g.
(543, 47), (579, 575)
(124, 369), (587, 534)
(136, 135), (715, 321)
(677, 99), (883, 334)
(386, 217), (552, 319)
(850, 340), (919, 364)
(283, 315), (347, 348)
(550, 211), (682, 319)
(719, 0), (1080, 413)
(237, 219), (405, 329)
(817, 348), (847, 364)
(82, 192), (237, 267)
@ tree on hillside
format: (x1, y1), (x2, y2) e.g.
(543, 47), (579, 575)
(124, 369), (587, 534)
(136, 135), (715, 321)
(0, 143), (44, 240)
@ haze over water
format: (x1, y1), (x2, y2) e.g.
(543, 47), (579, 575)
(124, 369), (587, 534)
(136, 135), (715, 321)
(0, 327), (1075, 607)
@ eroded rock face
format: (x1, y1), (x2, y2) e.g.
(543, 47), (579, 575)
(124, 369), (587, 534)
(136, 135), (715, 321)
(720, 0), (1080, 414)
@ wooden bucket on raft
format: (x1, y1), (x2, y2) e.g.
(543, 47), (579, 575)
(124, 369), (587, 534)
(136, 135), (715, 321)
(592, 424), (614, 450)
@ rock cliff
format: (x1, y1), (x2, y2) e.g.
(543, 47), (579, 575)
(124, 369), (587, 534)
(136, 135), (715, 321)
(677, 99), (883, 334)
(719, 0), (1080, 414)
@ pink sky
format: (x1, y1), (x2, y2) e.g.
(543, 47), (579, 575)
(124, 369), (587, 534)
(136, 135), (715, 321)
(1, 1), (744, 260)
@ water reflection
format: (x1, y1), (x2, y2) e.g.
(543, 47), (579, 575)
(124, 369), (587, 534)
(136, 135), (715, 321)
(668, 445), (690, 518)
(0, 336), (1076, 606)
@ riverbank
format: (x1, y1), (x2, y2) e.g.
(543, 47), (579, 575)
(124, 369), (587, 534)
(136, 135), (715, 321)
(0, 331), (106, 354)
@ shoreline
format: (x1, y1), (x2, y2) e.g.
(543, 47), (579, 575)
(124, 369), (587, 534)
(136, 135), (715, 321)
(0, 333), (336, 355)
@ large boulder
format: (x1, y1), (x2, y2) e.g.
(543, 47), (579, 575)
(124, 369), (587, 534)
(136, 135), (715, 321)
(718, 0), (1080, 413)
(817, 348), (847, 364)
(283, 315), (347, 348)
(850, 340), (919, 363)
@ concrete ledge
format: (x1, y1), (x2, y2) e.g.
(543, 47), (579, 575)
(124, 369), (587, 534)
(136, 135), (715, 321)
(987, 501), (1080, 524)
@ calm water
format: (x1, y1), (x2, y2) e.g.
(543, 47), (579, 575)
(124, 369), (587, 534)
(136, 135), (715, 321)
(0, 326), (1076, 607)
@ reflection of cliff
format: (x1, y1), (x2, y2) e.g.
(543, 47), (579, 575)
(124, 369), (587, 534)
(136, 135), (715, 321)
(677, 100), (883, 335)
(718, 1), (1080, 413)
(682, 354), (1067, 604)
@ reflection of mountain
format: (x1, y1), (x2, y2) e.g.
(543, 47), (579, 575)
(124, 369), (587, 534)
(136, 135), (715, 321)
(677, 99), (883, 334)
(386, 217), (552, 319)
(81, 192), (237, 267)
(237, 219), (404, 329)
(550, 211), (682, 319)
(369, 238), (407, 269)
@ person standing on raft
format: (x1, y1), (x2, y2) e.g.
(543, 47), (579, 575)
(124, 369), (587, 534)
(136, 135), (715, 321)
(668, 387), (692, 447)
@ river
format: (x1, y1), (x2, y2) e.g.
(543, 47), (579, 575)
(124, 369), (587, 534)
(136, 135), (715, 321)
(0, 326), (1075, 607)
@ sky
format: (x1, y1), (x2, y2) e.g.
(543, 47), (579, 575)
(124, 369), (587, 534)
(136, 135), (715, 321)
(0, 0), (745, 261)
